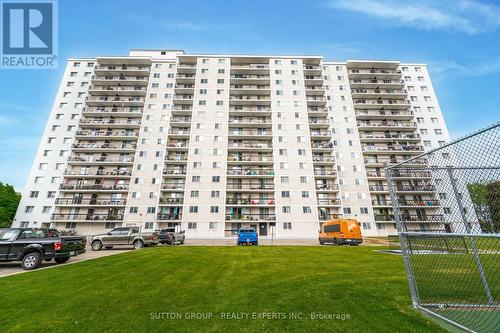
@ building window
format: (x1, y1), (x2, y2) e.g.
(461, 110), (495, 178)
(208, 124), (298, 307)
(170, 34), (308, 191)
(188, 222), (197, 230)
(283, 222), (292, 230)
(303, 207), (311, 213)
(209, 222), (218, 230)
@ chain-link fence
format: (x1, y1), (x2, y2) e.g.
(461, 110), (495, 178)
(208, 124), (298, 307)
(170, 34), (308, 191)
(386, 122), (500, 333)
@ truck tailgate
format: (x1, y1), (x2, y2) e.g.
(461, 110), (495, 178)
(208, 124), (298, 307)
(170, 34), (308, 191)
(60, 236), (87, 252)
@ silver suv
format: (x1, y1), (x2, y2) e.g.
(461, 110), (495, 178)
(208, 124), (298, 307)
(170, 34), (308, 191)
(91, 227), (158, 250)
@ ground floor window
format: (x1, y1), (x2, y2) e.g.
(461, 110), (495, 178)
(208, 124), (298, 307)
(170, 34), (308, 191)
(20, 221), (29, 228)
(283, 222), (292, 230)
(144, 222), (154, 230)
(376, 223), (386, 230)
(188, 222), (197, 230)
(105, 222), (116, 229)
(362, 222), (371, 230)
(209, 222), (218, 230)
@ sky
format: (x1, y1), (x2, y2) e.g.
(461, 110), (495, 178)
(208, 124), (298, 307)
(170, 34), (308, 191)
(0, 0), (499, 190)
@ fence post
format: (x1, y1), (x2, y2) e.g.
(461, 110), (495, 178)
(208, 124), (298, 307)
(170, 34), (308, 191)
(446, 168), (494, 305)
(386, 167), (420, 307)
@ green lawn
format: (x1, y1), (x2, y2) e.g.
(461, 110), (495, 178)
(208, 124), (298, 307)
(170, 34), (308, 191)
(0, 246), (445, 333)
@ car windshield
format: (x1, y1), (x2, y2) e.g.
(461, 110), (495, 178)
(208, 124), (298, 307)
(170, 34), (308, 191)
(161, 228), (175, 233)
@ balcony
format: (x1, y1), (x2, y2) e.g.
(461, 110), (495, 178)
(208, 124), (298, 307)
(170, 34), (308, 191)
(82, 107), (143, 117)
(67, 156), (134, 164)
(355, 110), (414, 120)
(176, 74), (196, 84)
(229, 96), (271, 106)
(165, 155), (188, 162)
(306, 96), (327, 106)
(351, 89), (407, 99)
(361, 145), (424, 154)
(308, 119), (330, 128)
(63, 169), (132, 177)
(228, 130), (272, 139)
(227, 155), (273, 164)
(229, 107), (271, 116)
(307, 108), (329, 116)
(51, 213), (124, 221)
(401, 214), (444, 222)
(357, 121), (417, 131)
(75, 130), (139, 140)
(227, 183), (274, 191)
(315, 184), (339, 191)
(317, 199), (341, 206)
(303, 65), (322, 75)
(172, 95), (194, 105)
(314, 170), (337, 177)
(161, 183), (185, 190)
(157, 213), (183, 220)
(88, 86), (147, 96)
(369, 185), (388, 192)
(79, 119), (140, 128)
(54, 198), (126, 206)
(398, 199), (440, 208)
(372, 200), (392, 207)
(374, 214), (395, 222)
(225, 214), (276, 221)
(59, 184), (129, 191)
(85, 96), (145, 106)
(91, 75), (148, 86)
(309, 131), (331, 139)
(168, 129), (190, 137)
(395, 185), (436, 193)
(163, 168), (187, 176)
(304, 76), (324, 85)
(94, 65), (150, 75)
(311, 142), (334, 151)
(226, 198), (275, 205)
(348, 69), (402, 79)
(159, 198), (184, 205)
(228, 118), (271, 126)
(177, 64), (196, 74)
(166, 142), (189, 149)
(230, 75), (270, 85)
(318, 213), (342, 221)
(312, 155), (335, 163)
(230, 85), (270, 95)
(353, 99), (410, 110)
(228, 142), (273, 150)
(349, 79), (405, 89)
(71, 143), (137, 152)
(231, 64), (269, 75)
(359, 133), (420, 142)
(227, 168), (275, 176)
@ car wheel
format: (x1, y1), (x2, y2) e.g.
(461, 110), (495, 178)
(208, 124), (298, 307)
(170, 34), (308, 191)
(105, 246), (113, 250)
(91, 240), (103, 251)
(54, 257), (70, 264)
(22, 252), (42, 270)
(133, 240), (144, 249)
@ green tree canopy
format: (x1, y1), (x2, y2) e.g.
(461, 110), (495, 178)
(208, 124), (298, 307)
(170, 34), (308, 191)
(0, 182), (21, 228)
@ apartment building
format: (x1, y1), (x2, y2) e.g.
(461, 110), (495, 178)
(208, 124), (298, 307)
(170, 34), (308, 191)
(12, 50), (450, 238)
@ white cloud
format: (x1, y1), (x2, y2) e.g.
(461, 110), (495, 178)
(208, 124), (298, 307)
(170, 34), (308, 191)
(326, 0), (500, 34)
(429, 58), (500, 76)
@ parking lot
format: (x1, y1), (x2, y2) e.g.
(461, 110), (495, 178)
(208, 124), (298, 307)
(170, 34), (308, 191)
(0, 247), (131, 278)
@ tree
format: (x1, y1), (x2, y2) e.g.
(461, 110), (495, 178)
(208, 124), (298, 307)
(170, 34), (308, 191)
(0, 182), (21, 227)
(467, 182), (500, 233)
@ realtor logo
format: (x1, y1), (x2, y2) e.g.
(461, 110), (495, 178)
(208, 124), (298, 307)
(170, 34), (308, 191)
(1, 0), (58, 69)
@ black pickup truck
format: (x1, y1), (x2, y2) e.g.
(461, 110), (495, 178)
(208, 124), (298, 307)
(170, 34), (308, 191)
(0, 228), (86, 270)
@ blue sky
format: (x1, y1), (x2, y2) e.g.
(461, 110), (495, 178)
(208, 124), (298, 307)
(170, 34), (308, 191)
(1, 0), (500, 190)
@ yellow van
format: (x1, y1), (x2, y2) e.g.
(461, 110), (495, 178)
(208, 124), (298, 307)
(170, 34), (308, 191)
(319, 219), (362, 245)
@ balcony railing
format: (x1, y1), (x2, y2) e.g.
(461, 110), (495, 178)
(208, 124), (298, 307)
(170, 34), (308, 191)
(72, 143), (137, 150)
(227, 169), (275, 176)
(75, 130), (139, 137)
(157, 213), (183, 220)
(312, 156), (335, 162)
(63, 170), (132, 176)
(159, 198), (184, 205)
(51, 213), (124, 221)
(374, 214), (395, 222)
(226, 198), (275, 205)
(361, 145), (424, 152)
(401, 214), (445, 222)
(395, 185), (436, 192)
(226, 184), (275, 190)
(398, 200), (440, 207)
(225, 214), (276, 221)
(54, 198), (126, 205)
(314, 170), (337, 176)
(67, 156), (134, 163)
(315, 184), (339, 191)
(161, 183), (185, 190)
(59, 184), (129, 191)
(317, 199), (341, 205)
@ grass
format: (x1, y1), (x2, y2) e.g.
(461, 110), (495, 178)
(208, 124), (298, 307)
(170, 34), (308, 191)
(0, 246), (445, 333)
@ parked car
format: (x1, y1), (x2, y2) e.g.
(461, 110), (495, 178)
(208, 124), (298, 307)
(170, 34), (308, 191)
(158, 228), (185, 245)
(0, 228), (86, 270)
(319, 219), (363, 245)
(90, 227), (158, 250)
(237, 228), (258, 245)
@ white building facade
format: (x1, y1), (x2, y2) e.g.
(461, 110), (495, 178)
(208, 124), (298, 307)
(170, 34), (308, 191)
(13, 50), (451, 238)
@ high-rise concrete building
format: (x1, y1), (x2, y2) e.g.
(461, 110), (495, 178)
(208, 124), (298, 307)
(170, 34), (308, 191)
(12, 50), (450, 238)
